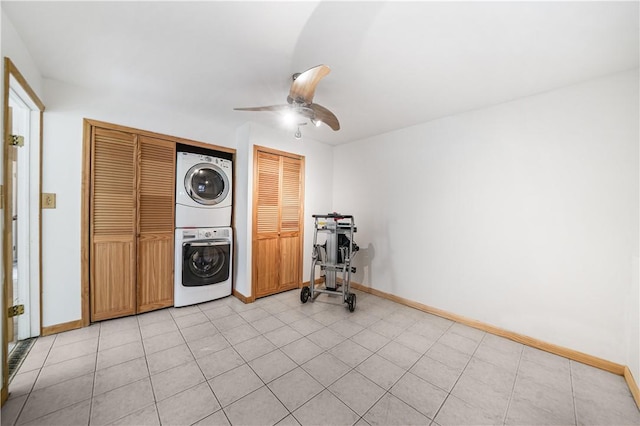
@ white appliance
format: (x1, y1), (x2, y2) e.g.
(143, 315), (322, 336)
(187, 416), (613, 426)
(174, 227), (233, 307)
(176, 152), (232, 228)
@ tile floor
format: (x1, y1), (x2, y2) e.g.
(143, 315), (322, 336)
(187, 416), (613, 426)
(2, 289), (639, 426)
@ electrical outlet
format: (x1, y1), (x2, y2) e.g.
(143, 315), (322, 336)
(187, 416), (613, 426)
(42, 193), (56, 209)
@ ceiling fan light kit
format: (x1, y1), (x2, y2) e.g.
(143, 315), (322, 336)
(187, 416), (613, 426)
(234, 64), (340, 139)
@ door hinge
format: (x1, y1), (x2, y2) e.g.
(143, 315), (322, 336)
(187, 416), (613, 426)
(8, 304), (25, 317)
(8, 134), (24, 147)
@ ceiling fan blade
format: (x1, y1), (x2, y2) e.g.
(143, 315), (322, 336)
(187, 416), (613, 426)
(288, 64), (331, 105)
(233, 105), (289, 112)
(310, 103), (340, 131)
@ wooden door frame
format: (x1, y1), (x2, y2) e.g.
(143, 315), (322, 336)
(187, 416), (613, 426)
(251, 145), (305, 301)
(2, 57), (45, 406)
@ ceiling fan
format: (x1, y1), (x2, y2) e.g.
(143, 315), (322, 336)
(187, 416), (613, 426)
(234, 64), (340, 137)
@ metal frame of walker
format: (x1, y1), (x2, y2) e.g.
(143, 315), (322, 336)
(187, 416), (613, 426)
(300, 214), (358, 312)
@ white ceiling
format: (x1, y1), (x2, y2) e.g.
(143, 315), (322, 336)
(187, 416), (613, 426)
(3, 1), (638, 145)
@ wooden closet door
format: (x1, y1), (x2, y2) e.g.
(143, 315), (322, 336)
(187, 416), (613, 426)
(137, 136), (175, 313)
(253, 148), (304, 299)
(90, 128), (137, 321)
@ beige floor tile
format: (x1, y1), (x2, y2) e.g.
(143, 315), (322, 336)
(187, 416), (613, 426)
(293, 390), (359, 426)
(169, 304), (201, 318)
(394, 330), (437, 353)
(434, 394), (500, 426)
(193, 409), (231, 426)
(110, 403), (160, 426)
(333, 318), (365, 338)
(197, 347), (245, 379)
(328, 339), (373, 368)
(221, 323), (259, 346)
(188, 333), (230, 359)
(1, 393), (27, 426)
(275, 414), (301, 426)
(462, 357), (516, 393)
(181, 321), (219, 342)
(517, 357), (572, 393)
(137, 309), (172, 327)
(249, 349), (297, 383)
(157, 382), (220, 425)
(355, 354), (405, 390)
(44, 337), (98, 366)
(21, 398), (90, 426)
(142, 329), (185, 355)
(268, 367), (324, 412)
(100, 316), (140, 336)
(363, 393), (431, 426)
(201, 305), (235, 321)
(233, 335), (276, 362)
(390, 372), (448, 419)
(224, 386), (289, 426)
(426, 342), (471, 370)
(151, 360), (205, 401)
(302, 352), (351, 387)
(506, 395), (574, 426)
(98, 327), (141, 352)
(52, 325), (100, 348)
(209, 364), (264, 407)
(281, 337), (324, 365)
(288, 317), (325, 336)
(368, 320), (405, 339)
(409, 355), (462, 392)
(90, 378), (155, 426)
(94, 357), (150, 396)
(377, 340), (421, 370)
(174, 311), (210, 329)
(437, 331), (479, 355)
(146, 344), (194, 375)
(238, 307), (270, 323)
(450, 374), (510, 421)
(473, 342), (521, 372)
(250, 315), (286, 334)
(33, 352), (96, 390)
(140, 319), (179, 340)
(8, 369), (39, 398)
(265, 325), (305, 348)
(16, 349), (48, 373)
(306, 327), (345, 350)
(351, 329), (390, 352)
(211, 313), (247, 332)
(18, 373), (93, 424)
(448, 323), (486, 342)
(97, 340), (145, 370)
(328, 370), (386, 416)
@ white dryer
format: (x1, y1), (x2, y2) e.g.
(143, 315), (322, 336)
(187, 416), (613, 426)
(175, 227), (232, 307)
(176, 152), (232, 228)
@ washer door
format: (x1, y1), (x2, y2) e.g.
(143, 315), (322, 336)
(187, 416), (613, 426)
(182, 240), (230, 287)
(184, 163), (230, 206)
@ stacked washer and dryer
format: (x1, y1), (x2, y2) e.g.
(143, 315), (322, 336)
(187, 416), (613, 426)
(174, 152), (233, 307)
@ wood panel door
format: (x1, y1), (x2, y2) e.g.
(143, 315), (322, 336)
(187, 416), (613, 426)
(90, 128), (137, 321)
(253, 148), (304, 299)
(137, 136), (175, 313)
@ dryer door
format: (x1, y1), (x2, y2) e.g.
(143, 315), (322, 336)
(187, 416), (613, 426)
(182, 240), (231, 287)
(184, 163), (230, 206)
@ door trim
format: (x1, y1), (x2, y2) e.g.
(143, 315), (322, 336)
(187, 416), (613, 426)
(2, 57), (45, 406)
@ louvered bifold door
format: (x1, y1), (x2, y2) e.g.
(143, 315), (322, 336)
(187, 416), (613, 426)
(137, 136), (176, 313)
(253, 149), (304, 298)
(254, 151), (281, 297)
(278, 156), (303, 291)
(91, 128), (137, 321)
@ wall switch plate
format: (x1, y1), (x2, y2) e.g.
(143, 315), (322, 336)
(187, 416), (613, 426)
(42, 193), (56, 209)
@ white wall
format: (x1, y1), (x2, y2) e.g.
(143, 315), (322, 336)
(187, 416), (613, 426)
(41, 79), (238, 326)
(333, 70), (639, 379)
(234, 122), (334, 298)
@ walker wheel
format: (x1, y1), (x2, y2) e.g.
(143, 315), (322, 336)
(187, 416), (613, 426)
(347, 293), (356, 312)
(300, 286), (311, 303)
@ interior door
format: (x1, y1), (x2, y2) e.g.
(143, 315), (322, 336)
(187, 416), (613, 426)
(252, 148), (304, 299)
(137, 136), (175, 313)
(90, 128), (137, 321)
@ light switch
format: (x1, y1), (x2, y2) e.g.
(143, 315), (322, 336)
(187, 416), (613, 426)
(42, 193), (56, 209)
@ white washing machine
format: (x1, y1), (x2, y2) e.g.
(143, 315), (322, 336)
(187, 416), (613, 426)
(176, 152), (232, 228)
(174, 227), (233, 307)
